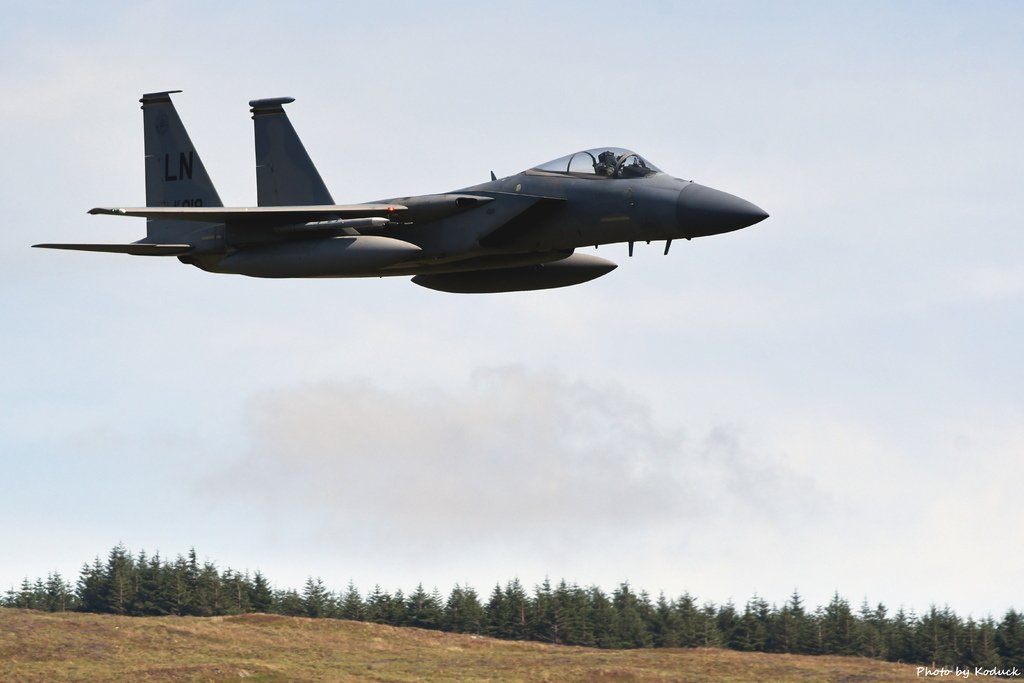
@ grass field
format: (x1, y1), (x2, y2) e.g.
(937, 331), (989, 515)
(0, 608), (950, 682)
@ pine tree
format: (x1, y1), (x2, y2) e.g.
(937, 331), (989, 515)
(586, 586), (616, 648)
(43, 572), (73, 612)
(673, 592), (701, 647)
(405, 583), (443, 630)
(184, 548), (202, 615)
(302, 577), (330, 618)
(339, 581), (365, 621)
(821, 592), (856, 655)
(651, 593), (681, 648)
(996, 609), (1024, 670)
(13, 578), (36, 609)
(499, 579), (530, 640)
(444, 584), (483, 634)
(276, 589), (305, 617)
(530, 577), (566, 644)
(916, 605), (962, 665)
(484, 584), (507, 638)
(862, 601), (889, 659)
(610, 582), (653, 648)
(192, 559), (222, 616)
(888, 608), (917, 662)
(735, 595), (770, 652)
(250, 571), (274, 613)
(104, 544), (134, 615)
(365, 585), (393, 624)
(129, 550), (166, 616)
(775, 590), (808, 653)
(717, 600), (741, 649)
(221, 569), (252, 614)
(166, 554), (191, 616)
(966, 617), (1001, 669)
(2, 585), (15, 608)
(76, 557), (107, 613)
(698, 603), (722, 648)
(389, 589), (408, 626)
(960, 617), (997, 668)
(460, 585), (485, 634)
(31, 578), (47, 610)
(559, 582), (594, 647)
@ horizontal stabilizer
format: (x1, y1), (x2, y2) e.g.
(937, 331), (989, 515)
(33, 243), (192, 256)
(89, 204), (407, 225)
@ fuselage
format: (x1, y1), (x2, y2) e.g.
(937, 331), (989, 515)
(365, 148), (768, 276)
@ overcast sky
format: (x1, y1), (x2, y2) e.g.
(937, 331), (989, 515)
(2, 1), (1021, 619)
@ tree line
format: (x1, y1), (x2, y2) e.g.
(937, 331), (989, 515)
(3, 545), (1022, 671)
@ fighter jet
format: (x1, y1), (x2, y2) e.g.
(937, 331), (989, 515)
(34, 91), (768, 293)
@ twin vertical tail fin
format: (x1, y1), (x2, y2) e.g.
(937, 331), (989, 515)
(141, 90), (223, 243)
(39, 92), (331, 257)
(250, 97), (334, 206)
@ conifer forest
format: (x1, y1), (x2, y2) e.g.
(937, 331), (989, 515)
(4, 545), (1022, 672)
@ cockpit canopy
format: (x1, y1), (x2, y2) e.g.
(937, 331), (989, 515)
(531, 147), (662, 179)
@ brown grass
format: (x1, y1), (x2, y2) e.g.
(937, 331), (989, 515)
(0, 608), (943, 682)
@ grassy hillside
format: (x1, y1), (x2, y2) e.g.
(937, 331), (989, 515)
(0, 608), (950, 682)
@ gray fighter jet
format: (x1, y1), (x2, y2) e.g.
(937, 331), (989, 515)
(35, 91), (767, 293)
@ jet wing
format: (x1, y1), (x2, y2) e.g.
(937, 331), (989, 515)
(33, 243), (192, 255)
(88, 204), (407, 226)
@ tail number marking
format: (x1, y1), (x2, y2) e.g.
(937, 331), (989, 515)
(164, 151), (195, 181)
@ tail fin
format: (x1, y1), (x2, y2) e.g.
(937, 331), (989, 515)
(141, 90), (223, 243)
(250, 97), (335, 206)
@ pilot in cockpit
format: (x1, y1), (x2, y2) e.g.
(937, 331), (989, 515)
(594, 150), (618, 177)
(618, 155), (650, 178)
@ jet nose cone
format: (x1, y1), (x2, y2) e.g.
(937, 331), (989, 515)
(677, 183), (769, 237)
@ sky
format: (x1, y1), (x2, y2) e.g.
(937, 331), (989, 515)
(2, 1), (1022, 619)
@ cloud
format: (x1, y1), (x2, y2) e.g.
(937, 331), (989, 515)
(222, 367), (820, 565)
